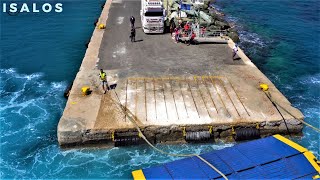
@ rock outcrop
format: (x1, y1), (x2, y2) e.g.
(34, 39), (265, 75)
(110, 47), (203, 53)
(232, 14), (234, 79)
(167, 0), (240, 42)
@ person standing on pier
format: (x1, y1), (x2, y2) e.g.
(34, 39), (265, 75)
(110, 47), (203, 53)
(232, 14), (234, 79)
(232, 43), (239, 60)
(188, 31), (196, 46)
(130, 16), (135, 28)
(99, 69), (109, 94)
(130, 27), (136, 42)
(201, 26), (206, 37)
(174, 27), (180, 43)
(184, 22), (190, 35)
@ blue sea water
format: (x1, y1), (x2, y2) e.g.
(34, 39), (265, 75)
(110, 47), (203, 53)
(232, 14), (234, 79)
(0, 0), (319, 179)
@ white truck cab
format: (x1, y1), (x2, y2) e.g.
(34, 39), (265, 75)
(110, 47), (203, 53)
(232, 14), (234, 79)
(140, 0), (165, 33)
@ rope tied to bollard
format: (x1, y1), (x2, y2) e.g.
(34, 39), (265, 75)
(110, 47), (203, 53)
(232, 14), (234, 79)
(260, 84), (320, 133)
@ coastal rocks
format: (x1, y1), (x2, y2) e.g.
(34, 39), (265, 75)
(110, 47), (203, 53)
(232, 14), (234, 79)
(209, 12), (224, 22)
(227, 32), (240, 43)
(227, 28), (240, 43)
(200, 11), (212, 23)
(168, 0), (240, 41)
(208, 25), (220, 31)
(215, 20), (230, 29)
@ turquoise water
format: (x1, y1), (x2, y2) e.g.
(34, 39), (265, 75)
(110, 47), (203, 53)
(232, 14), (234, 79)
(214, 0), (320, 157)
(1, 0), (319, 178)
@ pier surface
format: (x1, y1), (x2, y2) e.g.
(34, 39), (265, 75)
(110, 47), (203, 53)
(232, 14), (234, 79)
(58, 0), (304, 146)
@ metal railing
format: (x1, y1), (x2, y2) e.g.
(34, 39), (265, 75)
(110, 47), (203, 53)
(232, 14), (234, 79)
(198, 30), (227, 37)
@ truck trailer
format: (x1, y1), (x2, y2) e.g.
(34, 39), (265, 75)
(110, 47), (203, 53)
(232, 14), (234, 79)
(140, 0), (165, 33)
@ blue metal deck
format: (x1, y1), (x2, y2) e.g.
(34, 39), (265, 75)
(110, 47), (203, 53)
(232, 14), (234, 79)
(132, 135), (320, 179)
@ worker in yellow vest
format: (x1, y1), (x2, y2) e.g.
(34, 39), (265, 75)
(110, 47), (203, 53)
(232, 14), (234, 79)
(99, 69), (109, 94)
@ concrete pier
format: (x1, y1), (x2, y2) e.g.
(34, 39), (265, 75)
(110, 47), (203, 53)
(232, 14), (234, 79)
(57, 0), (304, 146)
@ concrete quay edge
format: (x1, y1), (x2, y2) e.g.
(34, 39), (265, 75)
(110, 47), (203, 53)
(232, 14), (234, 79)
(57, 0), (112, 145)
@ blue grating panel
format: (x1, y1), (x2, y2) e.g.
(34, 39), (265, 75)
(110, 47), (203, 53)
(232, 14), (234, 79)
(294, 172), (319, 179)
(236, 166), (265, 179)
(138, 136), (319, 180)
(199, 152), (234, 176)
(261, 154), (317, 179)
(192, 153), (233, 179)
(286, 154), (318, 178)
(164, 157), (209, 179)
(236, 137), (283, 165)
(143, 165), (172, 180)
(215, 147), (255, 172)
(214, 173), (238, 180)
(261, 158), (295, 179)
(270, 137), (301, 157)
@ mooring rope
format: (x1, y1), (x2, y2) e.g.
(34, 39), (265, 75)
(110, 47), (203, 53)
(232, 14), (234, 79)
(265, 91), (292, 136)
(264, 91), (320, 133)
(111, 90), (228, 180)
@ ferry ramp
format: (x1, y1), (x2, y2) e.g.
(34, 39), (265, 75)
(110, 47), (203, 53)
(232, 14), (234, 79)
(132, 135), (320, 179)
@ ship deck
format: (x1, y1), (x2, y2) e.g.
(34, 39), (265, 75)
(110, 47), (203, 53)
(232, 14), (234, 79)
(132, 135), (320, 179)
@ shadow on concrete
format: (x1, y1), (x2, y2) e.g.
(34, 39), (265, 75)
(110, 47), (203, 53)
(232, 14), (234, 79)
(134, 39), (144, 42)
(109, 84), (117, 90)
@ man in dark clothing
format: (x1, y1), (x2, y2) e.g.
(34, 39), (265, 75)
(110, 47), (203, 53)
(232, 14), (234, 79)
(130, 27), (136, 42)
(130, 16), (135, 28)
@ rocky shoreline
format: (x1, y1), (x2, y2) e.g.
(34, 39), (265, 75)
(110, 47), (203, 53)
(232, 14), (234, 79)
(167, 0), (240, 42)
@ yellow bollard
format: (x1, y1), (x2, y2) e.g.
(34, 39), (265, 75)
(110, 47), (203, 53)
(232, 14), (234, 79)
(98, 24), (106, 29)
(260, 83), (269, 91)
(81, 86), (90, 96)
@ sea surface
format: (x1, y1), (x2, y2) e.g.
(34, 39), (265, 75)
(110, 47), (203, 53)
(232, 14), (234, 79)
(1, 0), (319, 178)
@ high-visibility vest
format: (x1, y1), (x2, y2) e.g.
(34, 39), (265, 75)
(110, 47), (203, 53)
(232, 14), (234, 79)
(100, 72), (106, 80)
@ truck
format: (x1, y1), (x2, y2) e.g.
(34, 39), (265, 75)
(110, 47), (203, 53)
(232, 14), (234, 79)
(140, 0), (165, 33)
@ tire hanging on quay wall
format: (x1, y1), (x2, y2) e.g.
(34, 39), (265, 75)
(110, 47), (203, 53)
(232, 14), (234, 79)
(185, 131), (213, 142)
(114, 135), (141, 147)
(234, 128), (260, 141)
(63, 82), (73, 99)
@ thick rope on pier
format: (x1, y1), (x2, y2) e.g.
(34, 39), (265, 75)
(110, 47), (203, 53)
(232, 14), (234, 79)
(264, 91), (320, 133)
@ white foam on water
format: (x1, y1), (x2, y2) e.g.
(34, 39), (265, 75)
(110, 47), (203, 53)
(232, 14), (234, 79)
(299, 73), (320, 85)
(1, 68), (70, 177)
(238, 31), (267, 47)
(216, 11), (271, 51)
(22, 142), (236, 179)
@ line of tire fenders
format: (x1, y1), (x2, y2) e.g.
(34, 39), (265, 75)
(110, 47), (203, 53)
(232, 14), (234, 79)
(110, 125), (261, 147)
